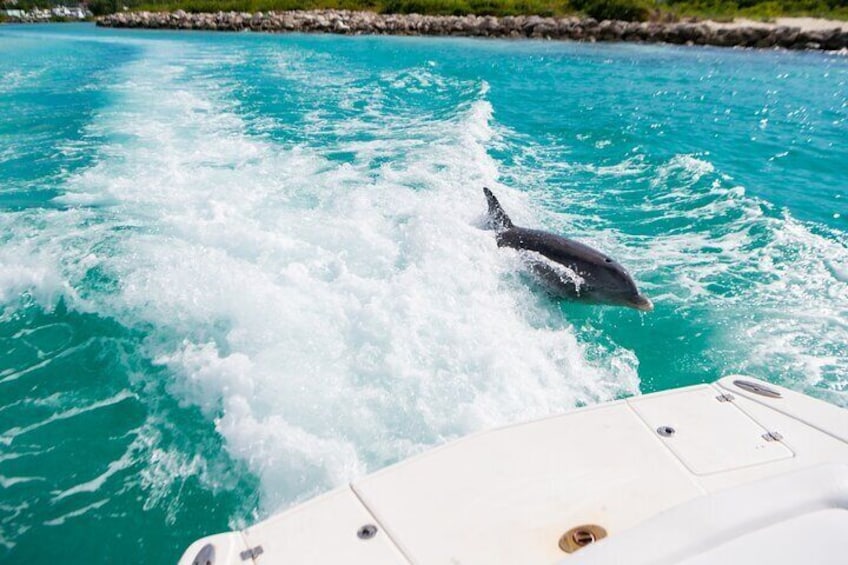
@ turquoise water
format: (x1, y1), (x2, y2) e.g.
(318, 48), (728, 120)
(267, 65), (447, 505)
(1, 22), (846, 562)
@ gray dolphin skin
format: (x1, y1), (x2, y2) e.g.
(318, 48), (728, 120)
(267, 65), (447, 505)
(484, 187), (653, 311)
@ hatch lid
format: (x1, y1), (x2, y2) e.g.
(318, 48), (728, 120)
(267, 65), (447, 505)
(628, 385), (794, 475)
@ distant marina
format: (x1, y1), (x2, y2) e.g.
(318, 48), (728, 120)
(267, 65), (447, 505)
(2, 3), (91, 21)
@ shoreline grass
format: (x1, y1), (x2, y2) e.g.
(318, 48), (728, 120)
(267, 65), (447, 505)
(123, 0), (848, 21)
(667, 0), (848, 21)
(7, 0), (842, 21)
(129, 0), (569, 17)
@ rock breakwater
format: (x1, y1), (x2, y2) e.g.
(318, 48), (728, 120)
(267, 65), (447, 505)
(96, 10), (848, 50)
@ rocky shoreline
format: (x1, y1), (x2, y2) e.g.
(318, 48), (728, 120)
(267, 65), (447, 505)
(96, 10), (848, 50)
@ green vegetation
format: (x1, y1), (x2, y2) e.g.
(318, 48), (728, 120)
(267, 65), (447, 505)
(88, 0), (125, 15)
(9, 0), (839, 20)
(381, 0), (565, 16)
(128, 0), (564, 16)
(571, 0), (652, 21)
(96, 0), (364, 15)
(664, 0), (848, 20)
(124, 0), (848, 20)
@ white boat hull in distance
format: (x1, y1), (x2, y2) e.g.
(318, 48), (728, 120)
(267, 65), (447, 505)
(178, 376), (848, 565)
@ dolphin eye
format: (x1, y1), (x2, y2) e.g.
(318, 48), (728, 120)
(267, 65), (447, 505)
(604, 258), (613, 263)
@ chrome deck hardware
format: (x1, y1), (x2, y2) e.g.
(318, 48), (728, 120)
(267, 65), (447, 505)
(239, 546), (263, 561)
(559, 524), (607, 553)
(657, 426), (676, 437)
(733, 380), (782, 398)
(357, 524), (378, 540)
(192, 544), (215, 565)
(762, 431), (784, 442)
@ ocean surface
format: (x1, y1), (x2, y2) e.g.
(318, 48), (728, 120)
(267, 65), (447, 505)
(0, 22), (846, 562)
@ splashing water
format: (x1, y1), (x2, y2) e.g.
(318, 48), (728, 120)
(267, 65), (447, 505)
(0, 24), (846, 562)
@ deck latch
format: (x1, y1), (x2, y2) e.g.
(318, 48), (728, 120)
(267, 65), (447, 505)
(240, 546), (264, 562)
(715, 393), (735, 403)
(559, 524), (608, 553)
(762, 431), (783, 442)
(734, 380), (782, 398)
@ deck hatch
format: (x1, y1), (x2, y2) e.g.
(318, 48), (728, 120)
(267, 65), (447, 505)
(629, 386), (794, 475)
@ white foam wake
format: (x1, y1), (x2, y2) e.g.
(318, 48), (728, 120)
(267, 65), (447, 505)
(0, 39), (640, 511)
(637, 155), (848, 402)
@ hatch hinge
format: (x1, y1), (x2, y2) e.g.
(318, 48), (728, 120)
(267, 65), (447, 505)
(240, 546), (264, 562)
(715, 393), (735, 403)
(762, 431), (783, 442)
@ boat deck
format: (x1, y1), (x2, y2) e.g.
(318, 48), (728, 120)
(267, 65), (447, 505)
(179, 376), (848, 564)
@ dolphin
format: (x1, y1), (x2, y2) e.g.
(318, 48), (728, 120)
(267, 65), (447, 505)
(484, 187), (653, 311)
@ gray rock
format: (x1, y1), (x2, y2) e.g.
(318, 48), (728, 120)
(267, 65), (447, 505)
(93, 10), (843, 50)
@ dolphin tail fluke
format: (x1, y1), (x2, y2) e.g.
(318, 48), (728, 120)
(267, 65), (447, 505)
(483, 187), (514, 231)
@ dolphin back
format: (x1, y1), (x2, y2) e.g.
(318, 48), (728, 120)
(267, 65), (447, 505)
(483, 187), (514, 231)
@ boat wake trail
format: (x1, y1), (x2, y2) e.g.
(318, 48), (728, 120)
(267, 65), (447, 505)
(0, 39), (639, 513)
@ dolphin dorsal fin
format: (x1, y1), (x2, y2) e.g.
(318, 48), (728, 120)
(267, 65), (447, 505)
(483, 187), (514, 231)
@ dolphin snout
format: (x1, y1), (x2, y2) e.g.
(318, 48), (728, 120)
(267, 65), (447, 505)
(630, 295), (654, 312)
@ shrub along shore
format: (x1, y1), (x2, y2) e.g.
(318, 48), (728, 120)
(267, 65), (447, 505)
(96, 9), (847, 49)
